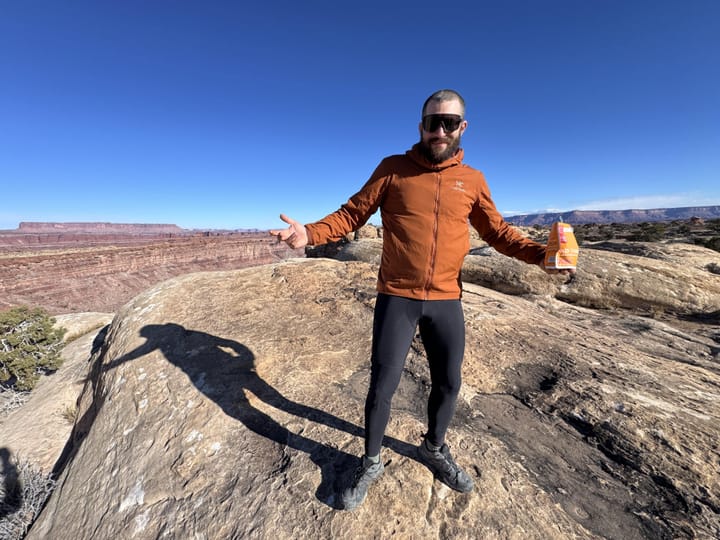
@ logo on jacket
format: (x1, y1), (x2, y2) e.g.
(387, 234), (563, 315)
(452, 180), (465, 193)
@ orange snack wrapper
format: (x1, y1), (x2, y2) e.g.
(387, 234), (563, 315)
(544, 221), (579, 270)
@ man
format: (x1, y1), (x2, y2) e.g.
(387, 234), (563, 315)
(270, 89), (571, 510)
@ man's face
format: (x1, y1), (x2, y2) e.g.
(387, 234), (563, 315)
(418, 99), (468, 164)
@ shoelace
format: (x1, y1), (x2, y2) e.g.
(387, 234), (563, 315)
(435, 446), (461, 475)
(352, 461), (377, 484)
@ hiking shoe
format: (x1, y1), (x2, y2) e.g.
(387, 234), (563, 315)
(341, 456), (384, 510)
(417, 440), (474, 493)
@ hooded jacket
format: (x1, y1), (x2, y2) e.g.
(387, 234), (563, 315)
(305, 144), (547, 300)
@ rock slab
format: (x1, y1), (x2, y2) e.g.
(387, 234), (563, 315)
(26, 259), (720, 539)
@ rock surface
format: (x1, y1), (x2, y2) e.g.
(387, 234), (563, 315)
(14, 222), (185, 234)
(466, 242), (720, 314)
(24, 258), (719, 539)
(328, 237), (720, 316)
(0, 222), (187, 250)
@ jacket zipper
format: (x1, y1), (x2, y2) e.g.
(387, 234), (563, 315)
(424, 173), (441, 299)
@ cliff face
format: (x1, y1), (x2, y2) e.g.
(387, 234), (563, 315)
(0, 232), (183, 250)
(0, 222), (260, 250)
(506, 206), (720, 226)
(16, 259), (719, 539)
(16, 222), (185, 234)
(0, 235), (302, 313)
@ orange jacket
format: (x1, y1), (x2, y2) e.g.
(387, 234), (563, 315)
(306, 144), (546, 300)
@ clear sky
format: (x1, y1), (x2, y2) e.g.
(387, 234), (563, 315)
(2, 1), (719, 231)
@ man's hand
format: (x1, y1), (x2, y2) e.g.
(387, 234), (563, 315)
(539, 261), (577, 283)
(269, 214), (309, 249)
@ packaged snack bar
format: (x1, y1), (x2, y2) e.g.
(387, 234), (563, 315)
(544, 221), (579, 270)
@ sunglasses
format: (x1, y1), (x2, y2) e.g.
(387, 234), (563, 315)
(421, 114), (463, 133)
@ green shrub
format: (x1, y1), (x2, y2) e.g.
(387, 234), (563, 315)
(598, 224), (616, 240)
(697, 236), (720, 253)
(628, 222), (666, 242)
(0, 307), (66, 391)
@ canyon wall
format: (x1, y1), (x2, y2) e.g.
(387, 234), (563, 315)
(505, 206), (720, 226)
(0, 235), (301, 314)
(15, 222), (185, 234)
(0, 222), (263, 251)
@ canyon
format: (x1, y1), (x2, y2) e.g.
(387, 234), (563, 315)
(0, 223), (301, 314)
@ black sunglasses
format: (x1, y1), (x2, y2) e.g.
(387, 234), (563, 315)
(422, 114), (463, 133)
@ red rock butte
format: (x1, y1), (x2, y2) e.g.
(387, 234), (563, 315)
(17, 222), (186, 234)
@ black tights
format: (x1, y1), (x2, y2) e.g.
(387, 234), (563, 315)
(364, 293), (465, 457)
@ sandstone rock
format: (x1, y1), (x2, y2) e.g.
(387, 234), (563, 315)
(25, 259), (719, 539)
(463, 246), (560, 297)
(465, 242), (720, 316)
(309, 237), (720, 318)
(54, 312), (115, 343)
(0, 312), (113, 473)
(331, 238), (382, 265)
(353, 224), (381, 240)
(0, 236), (302, 314)
(17, 222), (185, 234)
(1, 222), (188, 251)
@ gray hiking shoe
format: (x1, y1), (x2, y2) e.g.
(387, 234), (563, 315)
(341, 456), (384, 510)
(417, 440), (474, 493)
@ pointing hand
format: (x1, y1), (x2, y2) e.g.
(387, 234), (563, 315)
(269, 214), (309, 249)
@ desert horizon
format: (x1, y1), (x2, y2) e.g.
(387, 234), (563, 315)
(3, 204), (720, 234)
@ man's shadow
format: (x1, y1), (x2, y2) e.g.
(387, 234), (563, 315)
(98, 323), (418, 508)
(0, 447), (22, 519)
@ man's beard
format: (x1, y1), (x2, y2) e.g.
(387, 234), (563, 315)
(419, 134), (461, 164)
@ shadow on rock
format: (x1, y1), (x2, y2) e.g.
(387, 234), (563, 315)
(0, 447), (22, 520)
(75, 323), (417, 509)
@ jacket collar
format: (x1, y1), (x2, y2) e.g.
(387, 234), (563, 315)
(407, 143), (464, 170)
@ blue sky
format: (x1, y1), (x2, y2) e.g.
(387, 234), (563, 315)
(2, 1), (718, 230)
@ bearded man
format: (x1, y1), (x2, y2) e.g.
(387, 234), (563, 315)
(271, 89), (570, 510)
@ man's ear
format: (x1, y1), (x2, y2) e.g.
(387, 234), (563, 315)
(459, 119), (468, 136)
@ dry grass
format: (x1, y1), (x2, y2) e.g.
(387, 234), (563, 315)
(61, 403), (78, 425)
(63, 321), (108, 344)
(0, 457), (56, 539)
(0, 388), (29, 417)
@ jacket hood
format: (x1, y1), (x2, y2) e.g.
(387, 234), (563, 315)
(407, 143), (464, 171)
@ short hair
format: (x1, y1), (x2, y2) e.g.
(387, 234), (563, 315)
(422, 89), (465, 118)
